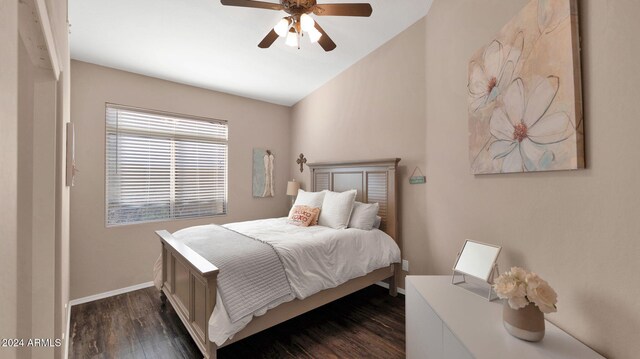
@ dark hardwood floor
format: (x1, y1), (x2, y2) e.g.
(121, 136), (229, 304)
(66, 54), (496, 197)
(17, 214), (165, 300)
(70, 285), (405, 358)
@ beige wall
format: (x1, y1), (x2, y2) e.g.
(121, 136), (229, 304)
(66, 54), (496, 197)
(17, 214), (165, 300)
(48, 0), (73, 352)
(17, 38), (59, 359)
(424, 1), (639, 358)
(69, 61), (292, 300)
(0, 0), (20, 353)
(291, 19), (428, 286)
(40, 0), (72, 355)
(17, 39), (35, 358)
(1, 1), (67, 358)
(291, 1), (640, 357)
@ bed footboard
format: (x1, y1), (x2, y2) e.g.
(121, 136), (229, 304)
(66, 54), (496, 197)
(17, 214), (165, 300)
(155, 230), (219, 359)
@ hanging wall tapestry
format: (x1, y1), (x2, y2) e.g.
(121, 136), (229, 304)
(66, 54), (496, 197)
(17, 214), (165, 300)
(468, 0), (584, 174)
(253, 148), (275, 197)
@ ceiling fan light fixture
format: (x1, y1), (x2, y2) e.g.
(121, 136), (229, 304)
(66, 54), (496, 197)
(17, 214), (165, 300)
(220, 0), (372, 52)
(308, 27), (322, 43)
(300, 13), (315, 32)
(285, 29), (299, 48)
(274, 18), (290, 37)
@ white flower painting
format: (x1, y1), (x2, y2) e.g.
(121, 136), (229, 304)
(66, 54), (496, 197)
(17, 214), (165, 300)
(468, 0), (584, 174)
(468, 32), (523, 112)
(489, 77), (573, 172)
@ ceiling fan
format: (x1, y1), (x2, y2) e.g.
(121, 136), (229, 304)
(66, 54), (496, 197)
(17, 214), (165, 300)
(220, 0), (373, 51)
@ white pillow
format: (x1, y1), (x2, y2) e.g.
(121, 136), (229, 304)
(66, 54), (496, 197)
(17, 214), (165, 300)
(348, 202), (379, 230)
(288, 189), (326, 217)
(373, 216), (382, 229)
(318, 190), (357, 229)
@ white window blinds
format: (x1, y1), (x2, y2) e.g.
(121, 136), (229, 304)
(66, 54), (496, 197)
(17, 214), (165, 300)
(106, 104), (228, 226)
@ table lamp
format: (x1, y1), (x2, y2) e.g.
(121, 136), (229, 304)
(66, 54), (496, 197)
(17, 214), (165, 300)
(286, 180), (300, 208)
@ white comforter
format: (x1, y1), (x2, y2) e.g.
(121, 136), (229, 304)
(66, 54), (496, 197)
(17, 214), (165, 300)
(160, 217), (401, 346)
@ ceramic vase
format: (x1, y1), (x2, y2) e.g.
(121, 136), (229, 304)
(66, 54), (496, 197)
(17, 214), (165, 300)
(503, 302), (545, 342)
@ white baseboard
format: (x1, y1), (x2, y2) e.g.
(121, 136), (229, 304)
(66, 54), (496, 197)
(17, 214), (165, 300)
(375, 281), (406, 295)
(68, 281), (155, 307)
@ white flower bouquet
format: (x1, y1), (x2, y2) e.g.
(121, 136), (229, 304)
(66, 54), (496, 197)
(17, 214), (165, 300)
(493, 267), (558, 313)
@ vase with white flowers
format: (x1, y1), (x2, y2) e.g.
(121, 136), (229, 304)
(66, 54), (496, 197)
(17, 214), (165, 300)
(492, 267), (558, 342)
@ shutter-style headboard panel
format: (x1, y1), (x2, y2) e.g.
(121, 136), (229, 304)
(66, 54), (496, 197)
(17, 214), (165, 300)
(307, 158), (400, 241)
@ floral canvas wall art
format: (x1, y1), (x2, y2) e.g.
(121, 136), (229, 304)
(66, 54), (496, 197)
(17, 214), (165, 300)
(468, 0), (584, 174)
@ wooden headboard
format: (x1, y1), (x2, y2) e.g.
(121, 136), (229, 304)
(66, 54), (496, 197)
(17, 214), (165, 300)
(307, 158), (401, 240)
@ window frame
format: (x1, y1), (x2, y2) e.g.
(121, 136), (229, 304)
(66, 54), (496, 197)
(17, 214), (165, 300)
(104, 103), (228, 227)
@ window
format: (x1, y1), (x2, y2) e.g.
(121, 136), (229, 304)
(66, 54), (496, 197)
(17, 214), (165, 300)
(106, 104), (227, 226)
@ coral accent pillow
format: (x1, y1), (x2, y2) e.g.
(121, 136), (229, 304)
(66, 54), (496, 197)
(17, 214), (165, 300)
(310, 209), (320, 226)
(288, 205), (321, 227)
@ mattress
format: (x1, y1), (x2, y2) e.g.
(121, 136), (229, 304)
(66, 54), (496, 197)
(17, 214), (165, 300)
(156, 217), (401, 346)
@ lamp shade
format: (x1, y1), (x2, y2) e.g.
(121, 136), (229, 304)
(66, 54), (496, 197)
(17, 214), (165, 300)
(285, 29), (299, 47)
(274, 18), (290, 37)
(300, 14), (315, 32)
(286, 180), (300, 196)
(308, 27), (322, 43)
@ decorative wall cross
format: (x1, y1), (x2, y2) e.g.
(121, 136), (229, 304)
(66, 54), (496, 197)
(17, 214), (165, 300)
(296, 153), (307, 173)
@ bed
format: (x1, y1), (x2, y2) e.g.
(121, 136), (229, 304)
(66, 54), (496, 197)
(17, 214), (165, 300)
(154, 158), (401, 358)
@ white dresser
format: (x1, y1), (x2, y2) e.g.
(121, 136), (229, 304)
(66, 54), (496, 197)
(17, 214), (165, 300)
(406, 276), (604, 359)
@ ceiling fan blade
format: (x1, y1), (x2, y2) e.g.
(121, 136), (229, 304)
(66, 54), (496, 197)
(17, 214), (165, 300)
(220, 0), (284, 11)
(314, 22), (336, 52)
(258, 29), (279, 48)
(313, 3), (373, 17)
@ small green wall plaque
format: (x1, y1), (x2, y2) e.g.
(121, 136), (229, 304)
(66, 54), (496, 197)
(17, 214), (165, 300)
(409, 166), (426, 184)
(410, 176), (426, 184)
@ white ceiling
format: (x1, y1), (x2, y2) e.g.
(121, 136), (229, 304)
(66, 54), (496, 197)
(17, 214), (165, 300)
(69, 0), (432, 106)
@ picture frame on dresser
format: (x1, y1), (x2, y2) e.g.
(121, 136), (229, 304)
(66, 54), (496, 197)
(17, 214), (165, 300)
(451, 239), (501, 301)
